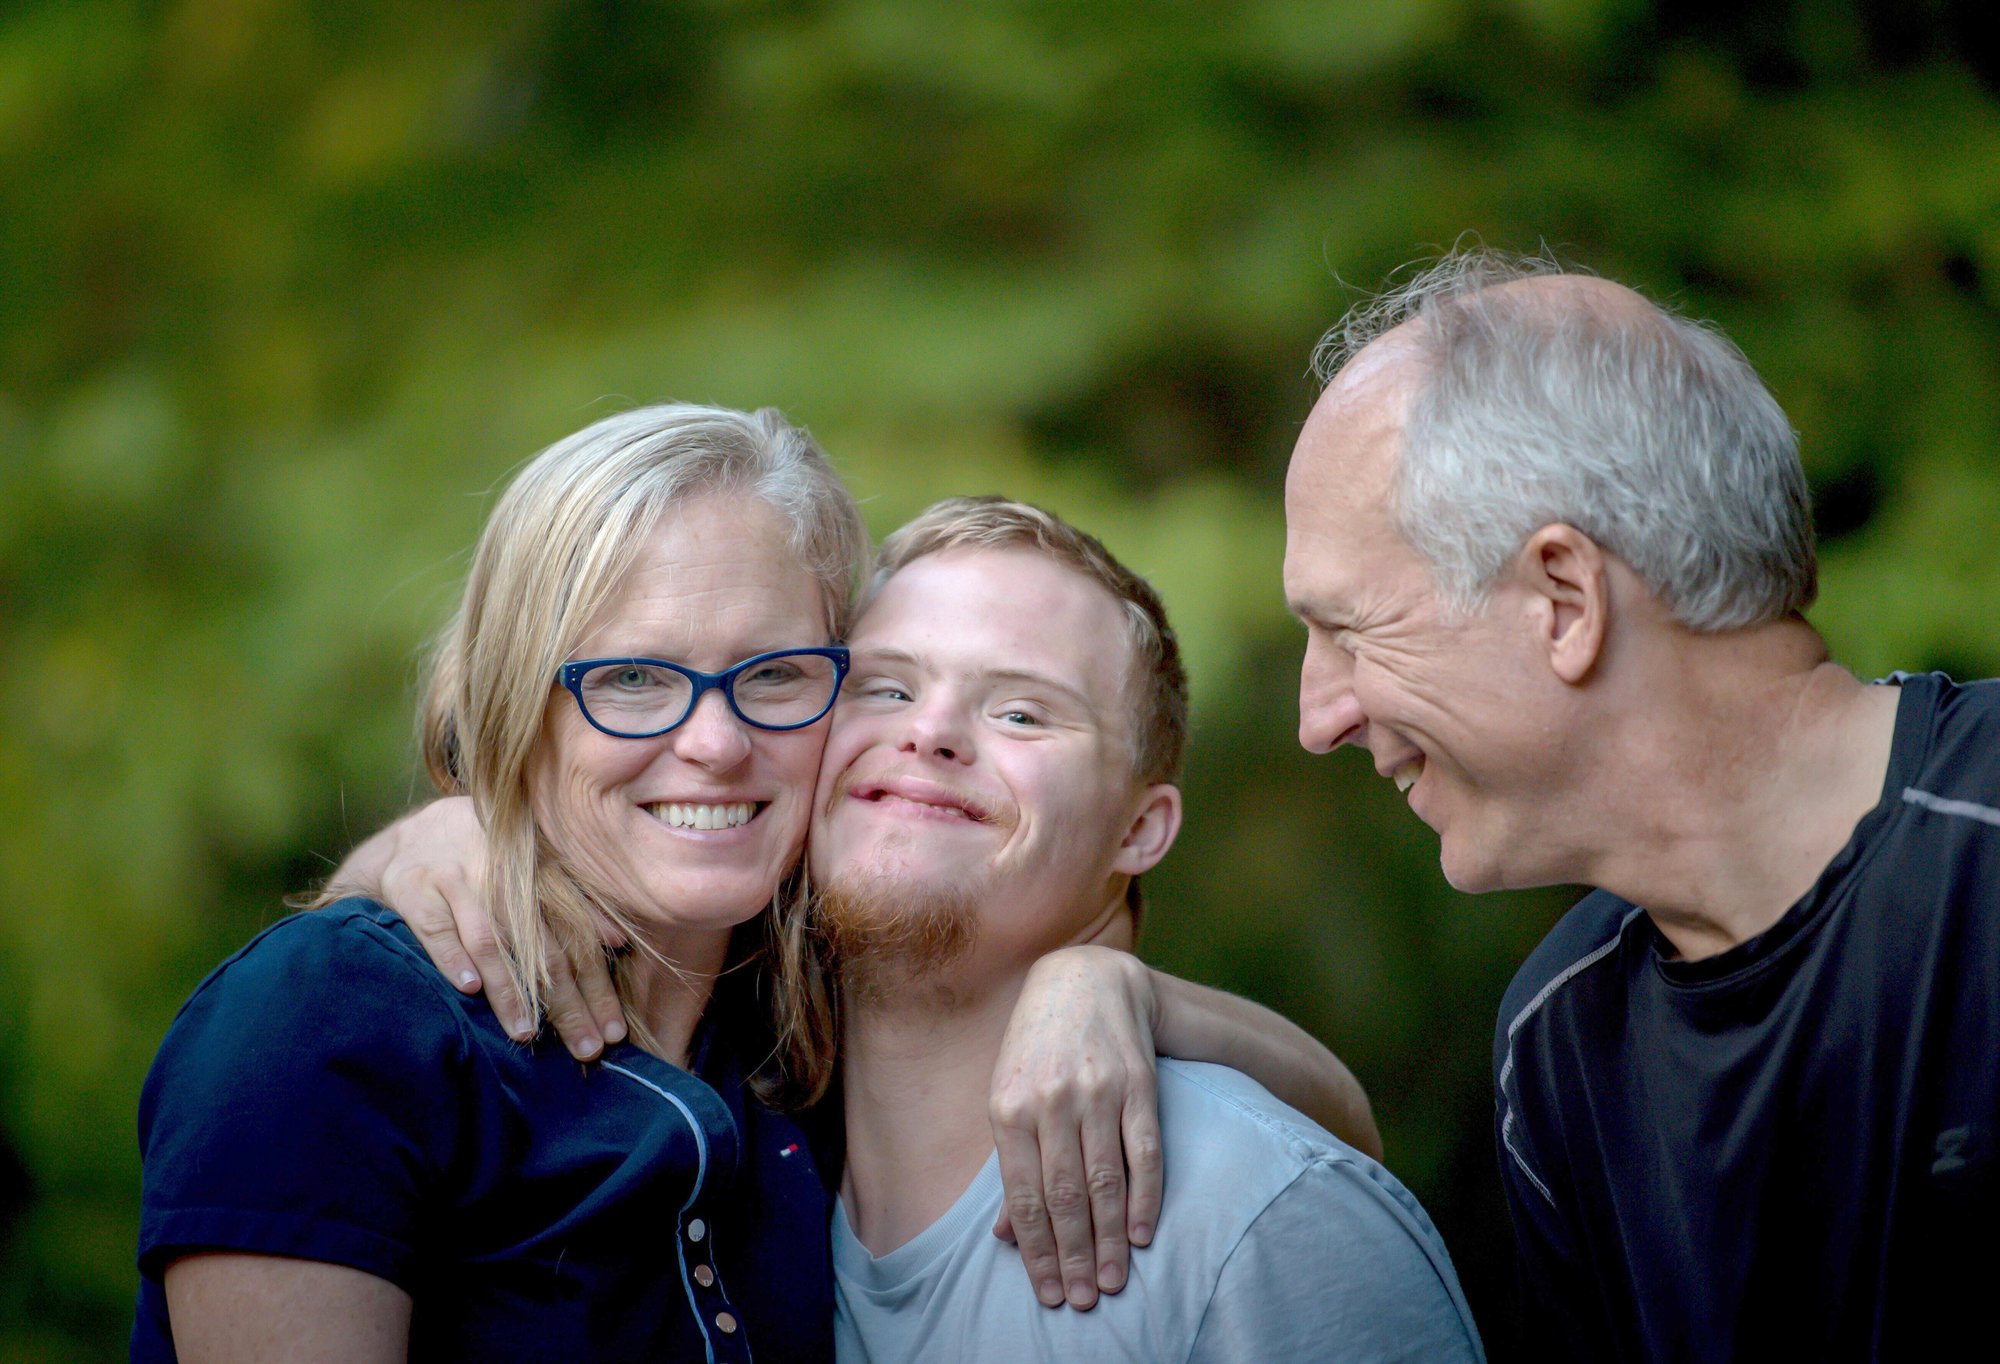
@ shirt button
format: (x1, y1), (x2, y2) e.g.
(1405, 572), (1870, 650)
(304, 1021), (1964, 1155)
(716, 1312), (738, 1334)
(694, 1264), (715, 1288)
(687, 1218), (706, 1242)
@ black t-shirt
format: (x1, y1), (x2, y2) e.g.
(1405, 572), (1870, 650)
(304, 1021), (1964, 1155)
(1494, 672), (2000, 1361)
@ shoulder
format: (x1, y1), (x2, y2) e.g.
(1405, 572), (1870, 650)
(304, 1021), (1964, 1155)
(147, 899), (474, 1109)
(177, 898), (464, 1020)
(1155, 1060), (1439, 1245)
(1495, 889), (1642, 1074)
(1155, 1064), (1481, 1358)
(1892, 672), (2000, 795)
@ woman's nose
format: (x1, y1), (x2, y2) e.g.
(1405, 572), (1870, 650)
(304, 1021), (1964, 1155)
(670, 690), (756, 770)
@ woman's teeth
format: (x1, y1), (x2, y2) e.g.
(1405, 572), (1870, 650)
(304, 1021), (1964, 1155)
(647, 802), (756, 830)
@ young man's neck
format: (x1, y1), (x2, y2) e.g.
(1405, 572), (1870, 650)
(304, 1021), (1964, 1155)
(838, 968), (1026, 1256)
(1580, 620), (1900, 959)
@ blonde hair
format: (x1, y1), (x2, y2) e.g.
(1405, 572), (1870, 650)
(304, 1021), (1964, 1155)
(421, 403), (866, 1096)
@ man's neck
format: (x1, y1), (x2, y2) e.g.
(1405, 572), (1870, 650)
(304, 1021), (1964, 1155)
(838, 972), (1023, 1257)
(1580, 625), (1901, 959)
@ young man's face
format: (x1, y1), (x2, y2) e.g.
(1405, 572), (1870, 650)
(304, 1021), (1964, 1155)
(809, 546), (1172, 981)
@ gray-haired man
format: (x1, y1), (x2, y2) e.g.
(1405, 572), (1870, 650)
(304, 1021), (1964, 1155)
(1283, 249), (1999, 1359)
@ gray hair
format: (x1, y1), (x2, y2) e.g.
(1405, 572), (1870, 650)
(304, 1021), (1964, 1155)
(1312, 248), (1816, 631)
(420, 402), (868, 1071)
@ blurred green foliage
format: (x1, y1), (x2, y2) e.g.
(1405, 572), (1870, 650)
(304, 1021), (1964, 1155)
(3, 0), (1998, 1356)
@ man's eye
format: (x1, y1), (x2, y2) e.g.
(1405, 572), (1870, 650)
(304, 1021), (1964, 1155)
(999, 709), (1040, 726)
(860, 682), (912, 702)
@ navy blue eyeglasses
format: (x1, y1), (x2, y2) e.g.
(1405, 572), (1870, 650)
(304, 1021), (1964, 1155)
(554, 647), (850, 739)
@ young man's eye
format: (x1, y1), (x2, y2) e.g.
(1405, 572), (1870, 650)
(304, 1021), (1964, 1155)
(999, 709), (1040, 726)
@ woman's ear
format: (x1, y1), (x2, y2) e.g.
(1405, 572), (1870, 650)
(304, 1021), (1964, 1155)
(1517, 523), (1609, 686)
(1113, 784), (1183, 877)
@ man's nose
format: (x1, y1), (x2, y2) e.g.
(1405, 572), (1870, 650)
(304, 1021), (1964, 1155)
(900, 695), (975, 765)
(1297, 638), (1365, 755)
(670, 689), (755, 770)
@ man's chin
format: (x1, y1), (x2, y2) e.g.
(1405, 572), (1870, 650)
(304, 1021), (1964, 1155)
(814, 866), (982, 1004)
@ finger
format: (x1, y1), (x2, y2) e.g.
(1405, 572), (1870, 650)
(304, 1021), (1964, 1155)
(993, 1124), (1065, 1308)
(1035, 1119), (1100, 1310)
(574, 946), (626, 1046)
(542, 951), (605, 1061)
(441, 888), (529, 1040)
(1121, 1088), (1163, 1250)
(1081, 1105), (1130, 1294)
(394, 870), (484, 996)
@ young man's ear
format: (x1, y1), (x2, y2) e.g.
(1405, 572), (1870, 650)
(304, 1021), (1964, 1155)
(1113, 784), (1183, 877)
(1517, 523), (1609, 686)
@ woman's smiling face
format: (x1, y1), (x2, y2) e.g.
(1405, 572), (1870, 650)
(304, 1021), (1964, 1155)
(531, 491), (835, 944)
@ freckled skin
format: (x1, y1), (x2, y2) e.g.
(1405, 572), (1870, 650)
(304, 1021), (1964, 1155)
(530, 493), (833, 956)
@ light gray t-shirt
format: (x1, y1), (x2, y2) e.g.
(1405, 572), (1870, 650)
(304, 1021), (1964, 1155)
(833, 1059), (1484, 1363)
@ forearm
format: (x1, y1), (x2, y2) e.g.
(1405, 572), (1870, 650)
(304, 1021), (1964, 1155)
(1149, 969), (1381, 1160)
(324, 821), (402, 899)
(165, 1253), (411, 1363)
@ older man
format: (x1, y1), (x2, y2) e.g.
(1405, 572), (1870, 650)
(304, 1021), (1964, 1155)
(1285, 248), (1999, 1359)
(820, 498), (1480, 1361)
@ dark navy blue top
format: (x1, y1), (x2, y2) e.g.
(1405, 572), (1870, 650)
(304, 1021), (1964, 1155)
(1494, 673), (2000, 1361)
(133, 899), (833, 1362)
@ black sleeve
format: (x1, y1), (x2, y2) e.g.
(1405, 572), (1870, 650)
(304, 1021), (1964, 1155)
(137, 910), (472, 1289)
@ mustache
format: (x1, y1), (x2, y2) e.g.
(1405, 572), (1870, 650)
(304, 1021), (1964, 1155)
(821, 767), (1006, 825)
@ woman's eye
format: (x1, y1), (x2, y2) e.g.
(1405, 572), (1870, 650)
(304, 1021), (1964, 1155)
(613, 666), (659, 689)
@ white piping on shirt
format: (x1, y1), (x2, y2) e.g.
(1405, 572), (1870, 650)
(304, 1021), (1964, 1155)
(1495, 907), (1647, 1211)
(604, 1060), (741, 1364)
(1902, 785), (2000, 828)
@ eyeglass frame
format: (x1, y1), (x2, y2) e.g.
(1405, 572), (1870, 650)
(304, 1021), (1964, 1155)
(553, 646), (851, 739)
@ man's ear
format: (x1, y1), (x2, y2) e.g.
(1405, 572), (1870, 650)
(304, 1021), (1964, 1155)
(1517, 524), (1608, 686)
(1113, 784), (1183, 877)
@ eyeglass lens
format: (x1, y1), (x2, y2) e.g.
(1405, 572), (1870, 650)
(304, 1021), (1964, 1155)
(576, 653), (840, 735)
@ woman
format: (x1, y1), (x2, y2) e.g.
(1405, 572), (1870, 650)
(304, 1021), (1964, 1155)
(136, 405), (872, 1361)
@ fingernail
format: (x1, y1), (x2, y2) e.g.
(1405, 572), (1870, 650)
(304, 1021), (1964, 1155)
(457, 969), (480, 990)
(604, 1019), (627, 1043)
(511, 1018), (534, 1040)
(575, 1036), (601, 1060)
(1037, 1280), (1064, 1308)
(1067, 1282), (1095, 1309)
(1099, 1263), (1125, 1292)
(1131, 1223), (1153, 1246)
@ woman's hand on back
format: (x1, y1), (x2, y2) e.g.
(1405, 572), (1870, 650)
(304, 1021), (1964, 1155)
(327, 797), (626, 1060)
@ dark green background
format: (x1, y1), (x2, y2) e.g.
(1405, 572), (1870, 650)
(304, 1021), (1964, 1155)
(4, 1), (1998, 1356)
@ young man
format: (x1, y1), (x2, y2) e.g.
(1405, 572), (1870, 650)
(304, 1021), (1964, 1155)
(815, 498), (1481, 1360)
(1287, 247), (1999, 1358)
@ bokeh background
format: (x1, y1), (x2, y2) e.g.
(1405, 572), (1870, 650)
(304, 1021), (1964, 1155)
(4, 0), (1999, 1356)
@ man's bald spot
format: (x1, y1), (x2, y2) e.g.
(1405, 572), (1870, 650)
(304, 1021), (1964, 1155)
(1309, 271), (1670, 477)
